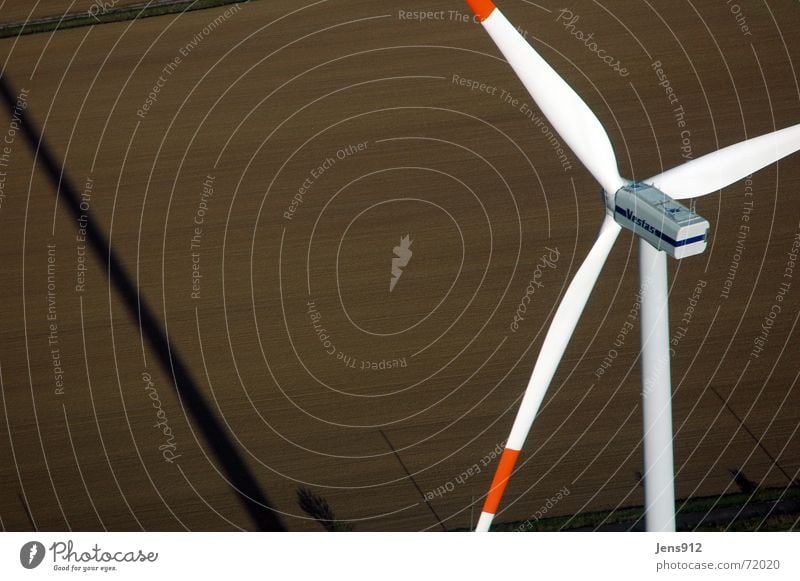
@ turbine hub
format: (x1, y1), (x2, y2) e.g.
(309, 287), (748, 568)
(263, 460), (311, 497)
(604, 182), (709, 259)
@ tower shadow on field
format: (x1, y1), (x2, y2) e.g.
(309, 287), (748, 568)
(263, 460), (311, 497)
(0, 75), (285, 532)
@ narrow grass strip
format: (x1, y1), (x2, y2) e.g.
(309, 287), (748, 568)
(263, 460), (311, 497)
(488, 485), (800, 532)
(0, 0), (250, 39)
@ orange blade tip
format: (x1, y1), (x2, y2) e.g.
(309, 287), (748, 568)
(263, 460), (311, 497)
(466, 0), (496, 22)
(482, 448), (520, 515)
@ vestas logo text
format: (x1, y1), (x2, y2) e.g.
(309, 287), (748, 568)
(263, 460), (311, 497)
(621, 207), (661, 238)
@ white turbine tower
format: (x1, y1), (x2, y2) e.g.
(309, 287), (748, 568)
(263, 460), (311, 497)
(465, 0), (800, 532)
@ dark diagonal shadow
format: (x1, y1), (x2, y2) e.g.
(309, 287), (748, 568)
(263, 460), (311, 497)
(0, 76), (286, 532)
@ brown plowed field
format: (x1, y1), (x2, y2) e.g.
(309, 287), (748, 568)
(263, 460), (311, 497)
(0, 0), (798, 531)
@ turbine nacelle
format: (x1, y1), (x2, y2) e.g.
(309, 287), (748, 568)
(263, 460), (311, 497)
(604, 182), (709, 259)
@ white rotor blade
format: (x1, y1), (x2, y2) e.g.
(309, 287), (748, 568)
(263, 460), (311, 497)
(647, 122), (800, 200)
(469, 1), (625, 195)
(476, 215), (622, 531)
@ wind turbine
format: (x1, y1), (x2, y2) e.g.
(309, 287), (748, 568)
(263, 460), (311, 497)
(465, 0), (800, 532)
